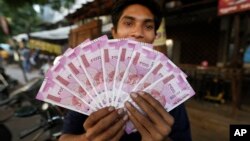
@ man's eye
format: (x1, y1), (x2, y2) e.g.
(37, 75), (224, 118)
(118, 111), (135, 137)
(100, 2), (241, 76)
(145, 25), (154, 30)
(124, 21), (133, 26)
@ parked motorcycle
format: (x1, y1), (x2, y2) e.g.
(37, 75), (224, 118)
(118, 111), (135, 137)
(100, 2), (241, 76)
(0, 77), (42, 109)
(19, 103), (64, 141)
(0, 66), (18, 101)
(0, 77), (64, 141)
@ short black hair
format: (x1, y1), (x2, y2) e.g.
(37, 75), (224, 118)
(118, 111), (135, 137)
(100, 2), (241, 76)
(111, 0), (163, 33)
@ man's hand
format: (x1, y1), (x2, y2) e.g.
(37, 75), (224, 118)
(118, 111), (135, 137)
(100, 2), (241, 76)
(125, 91), (174, 141)
(83, 107), (128, 141)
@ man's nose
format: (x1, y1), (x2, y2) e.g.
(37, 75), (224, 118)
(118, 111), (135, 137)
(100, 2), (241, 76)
(130, 26), (144, 39)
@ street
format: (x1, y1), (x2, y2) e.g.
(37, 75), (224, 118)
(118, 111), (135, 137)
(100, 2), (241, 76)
(4, 63), (40, 85)
(0, 63), (51, 141)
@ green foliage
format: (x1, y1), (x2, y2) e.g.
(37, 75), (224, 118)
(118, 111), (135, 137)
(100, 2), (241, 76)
(1, 0), (55, 10)
(1, 0), (74, 11)
(0, 1), (41, 35)
(0, 31), (8, 43)
(0, 0), (75, 42)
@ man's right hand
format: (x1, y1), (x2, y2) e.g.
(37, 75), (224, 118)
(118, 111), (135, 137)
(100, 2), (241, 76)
(83, 107), (128, 141)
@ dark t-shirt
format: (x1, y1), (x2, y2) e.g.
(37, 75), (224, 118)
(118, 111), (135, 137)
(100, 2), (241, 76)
(62, 104), (192, 141)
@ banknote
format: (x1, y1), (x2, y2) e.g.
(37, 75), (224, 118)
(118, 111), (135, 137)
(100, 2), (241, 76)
(50, 56), (100, 109)
(119, 45), (158, 105)
(113, 40), (138, 107)
(63, 45), (101, 108)
(101, 39), (128, 106)
(36, 69), (95, 115)
(77, 35), (109, 107)
(124, 72), (194, 134)
(133, 53), (185, 92)
(144, 73), (195, 111)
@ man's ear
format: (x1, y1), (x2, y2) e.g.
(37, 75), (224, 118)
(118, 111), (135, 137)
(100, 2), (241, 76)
(111, 27), (117, 38)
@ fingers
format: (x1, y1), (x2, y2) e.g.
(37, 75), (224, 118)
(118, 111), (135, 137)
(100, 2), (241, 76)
(137, 91), (174, 126)
(125, 102), (163, 139)
(97, 115), (128, 141)
(126, 91), (174, 140)
(85, 108), (126, 140)
(125, 102), (150, 136)
(84, 106), (115, 129)
(110, 125), (126, 141)
(130, 92), (165, 124)
(130, 92), (171, 135)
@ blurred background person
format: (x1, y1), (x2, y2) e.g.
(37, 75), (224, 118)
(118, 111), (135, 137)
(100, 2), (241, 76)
(19, 39), (31, 73)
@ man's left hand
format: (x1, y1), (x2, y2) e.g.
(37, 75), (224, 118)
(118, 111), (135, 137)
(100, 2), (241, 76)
(125, 91), (174, 141)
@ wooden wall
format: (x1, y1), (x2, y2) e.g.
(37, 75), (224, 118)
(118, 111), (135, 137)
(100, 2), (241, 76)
(68, 20), (102, 48)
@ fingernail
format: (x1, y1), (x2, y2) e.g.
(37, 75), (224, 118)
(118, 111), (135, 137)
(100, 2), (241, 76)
(108, 106), (115, 111)
(131, 92), (138, 98)
(118, 108), (124, 115)
(123, 115), (128, 121)
(132, 129), (137, 133)
(125, 101), (131, 108)
(138, 91), (144, 95)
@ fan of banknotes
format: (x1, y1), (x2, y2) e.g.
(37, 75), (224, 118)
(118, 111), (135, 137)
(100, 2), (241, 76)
(36, 35), (195, 133)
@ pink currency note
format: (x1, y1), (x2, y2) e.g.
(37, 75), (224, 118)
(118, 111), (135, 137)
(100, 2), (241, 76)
(101, 39), (128, 106)
(156, 52), (187, 77)
(144, 73), (195, 112)
(36, 70), (94, 115)
(77, 35), (108, 107)
(112, 40), (138, 107)
(125, 72), (195, 134)
(119, 46), (158, 106)
(133, 53), (186, 92)
(51, 56), (100, 109)
(63, 45), (101, 108)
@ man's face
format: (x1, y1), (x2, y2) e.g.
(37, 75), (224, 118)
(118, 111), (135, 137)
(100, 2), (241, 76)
(112, 4), (156, 44)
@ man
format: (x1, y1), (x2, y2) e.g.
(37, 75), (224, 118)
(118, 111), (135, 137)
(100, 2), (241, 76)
(19, 39), (31, 73)
(59, 0), (191, 141)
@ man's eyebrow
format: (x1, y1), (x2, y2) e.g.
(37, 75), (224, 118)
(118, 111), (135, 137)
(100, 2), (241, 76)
(121, 16), (154, 23)
(121, 16), (135, 21)
(144, 19), (154, 23)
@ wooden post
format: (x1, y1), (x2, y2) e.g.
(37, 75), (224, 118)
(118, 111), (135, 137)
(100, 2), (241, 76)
(230, 15), (242, 116)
